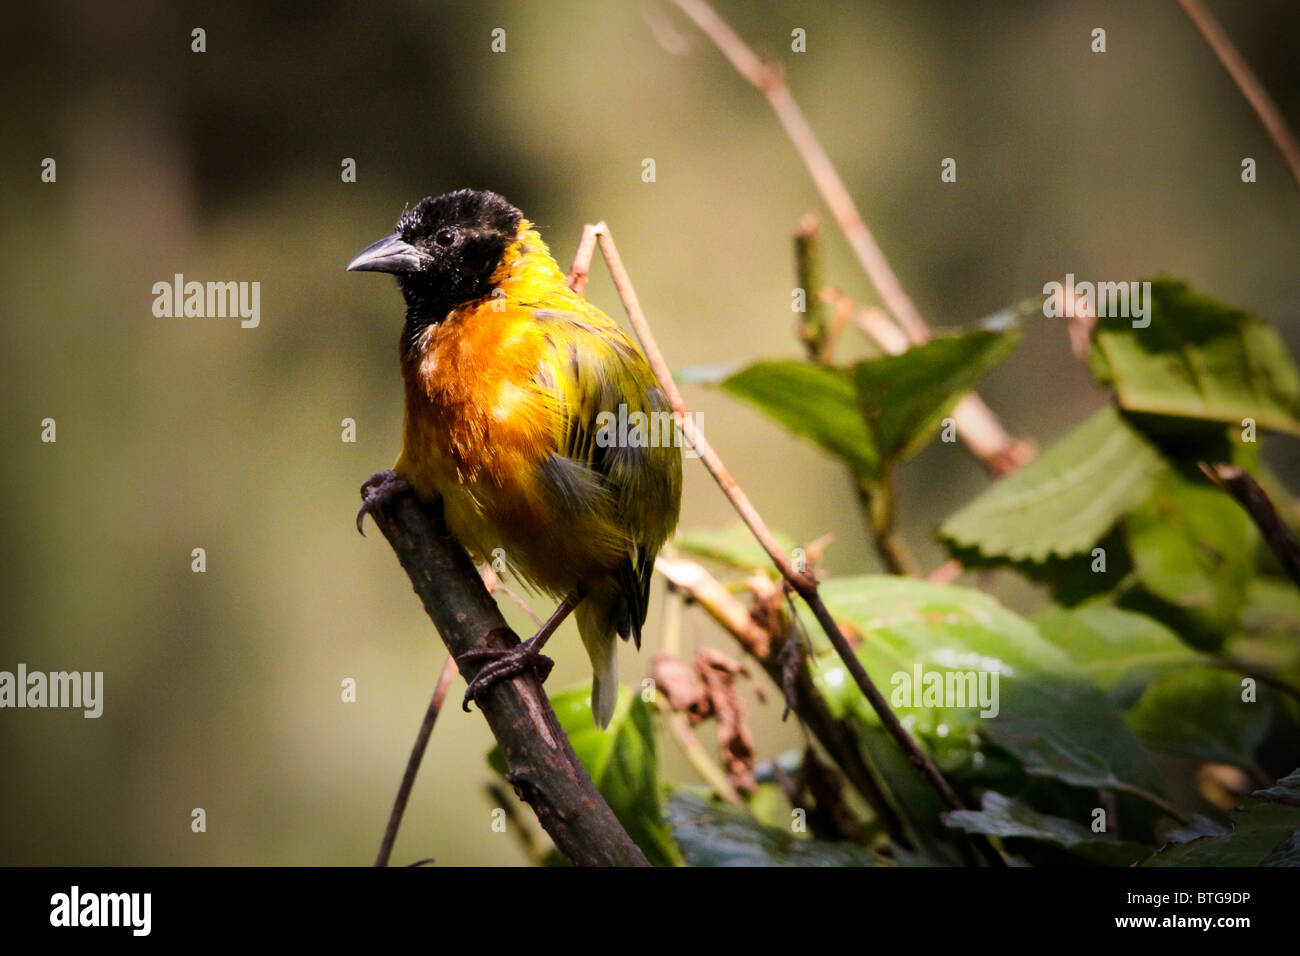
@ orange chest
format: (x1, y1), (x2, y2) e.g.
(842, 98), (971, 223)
(402, 302), (551, 485)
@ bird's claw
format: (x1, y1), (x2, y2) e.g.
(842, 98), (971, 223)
(458, 640), (555, 712)
(357, 470), (410, 535)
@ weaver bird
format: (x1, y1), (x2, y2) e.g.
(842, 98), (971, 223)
(349, 189), (682, 727)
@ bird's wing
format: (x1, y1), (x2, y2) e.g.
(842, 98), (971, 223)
(530, 308), (682, 642)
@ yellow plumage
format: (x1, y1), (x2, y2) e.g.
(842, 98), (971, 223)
(352, 191), (681, 726)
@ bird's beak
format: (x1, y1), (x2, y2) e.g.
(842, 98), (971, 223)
(346, 233), (424, 273)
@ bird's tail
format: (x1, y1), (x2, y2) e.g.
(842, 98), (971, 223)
(576, 596), (621, 728)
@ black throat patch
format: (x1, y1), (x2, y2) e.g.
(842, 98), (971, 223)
(392, 189), (523, 351)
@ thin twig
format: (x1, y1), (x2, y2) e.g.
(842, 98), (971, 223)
(794, 231), (913, 574)
(374, 655), (459, 867)
(595, 225), (806, 587)
(1200, 462), (1300, 586)
(654, 579), (748, 808)
(657, 554), (909, 845)
(590, 223), (967, 814)
(656, 555), (771, 658)
(1058, 283), (1098, 360)
(794, 215), (831, 359)
(672, 0), (1033, 472)
(821, 287), (853, 361)
(1210, 652), (1300, 704)
(1176, 0), (1300, 191)
(828, 262), (1035, 476)
(481, 562), (545, 628)
(856, 475), (915, 576)
(566, 223), (601, 295)
(1108, 780), (1191, 827)
(925, 559), (964, 585)
(642, 0), (694, 56)
(853, 302), (910, 356)
(660, 569), (685, 657)
(670, 0), (930, 343)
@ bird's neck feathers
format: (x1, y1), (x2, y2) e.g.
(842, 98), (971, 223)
(402, 219), (568, 353)
(489, 219), (568, 297)
(401, 220), (570, 361)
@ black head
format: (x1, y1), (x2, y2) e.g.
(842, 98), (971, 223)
(347, 189), (522, 336)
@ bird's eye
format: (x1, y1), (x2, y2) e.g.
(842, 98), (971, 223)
(434, 228), (456, 247)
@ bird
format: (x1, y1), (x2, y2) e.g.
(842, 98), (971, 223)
(348, 189), (682, 727)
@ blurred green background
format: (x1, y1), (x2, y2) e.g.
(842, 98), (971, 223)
(2, 0), (1297, 865)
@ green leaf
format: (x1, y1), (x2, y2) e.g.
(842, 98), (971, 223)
(1144, 768), (1300, 866)
(719, 361), (879, 478)
(956, 527), (1133, 607)
(846, 719), (970, 864)
(675, 524), (796, 572)
(805, 576), (1164, 796)
(666, 791), (884, 866)
(988, 688), (1165, 795)
(944, 791), (1150, 865)
(1124, 468), (1258, 644)
(1126, 665), (1272, 767)
(1089, 279), (1300, 436)
(853, 328), (1020, 463)
(1035, 604), (1199, 700)
(1164, 814), (1231, 844)
(1225, 578), (1300, 690)
(488, 684), (680, 866)
(939, 405), (1165, 562)
(744, 782), (793, 830)
(715, 327), (1018, 483)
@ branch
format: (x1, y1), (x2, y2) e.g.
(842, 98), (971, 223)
(656, 555), (772, 658)
(670, 0), (931, 343)
(797, 226), (1025, 570)
(483, 783), (552, 865)
(794, 215), (832, 359)
(656, 555), (909, 845)
(566, 223), (600, 295)
(793, 225), (914, 574)
(374, 654), (458, 866)
(1200, 462), (1300, 586)
(857, 474), (915, 576)
(1176, 0), (1300, 192)
(672, 0), (1033, 473)
(363, 489), (649, 867)
(670, 0), (1054, 491)
(588, 223), (968, 815)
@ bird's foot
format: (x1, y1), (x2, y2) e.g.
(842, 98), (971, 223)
(357, 470), (411, 535)
(458, 631), (555, 712)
